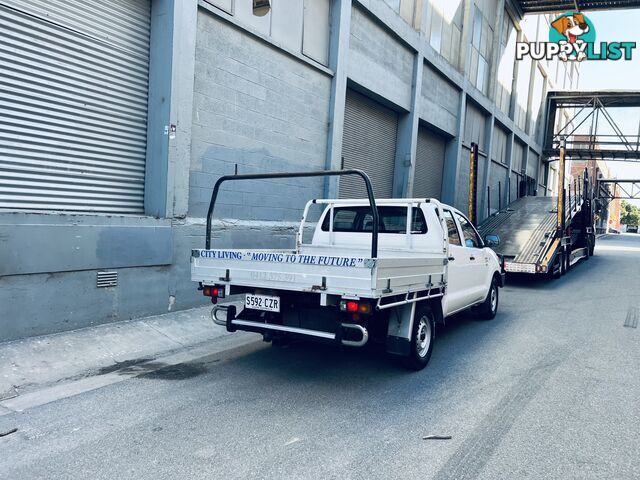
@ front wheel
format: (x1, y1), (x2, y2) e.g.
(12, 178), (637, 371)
(476, 279), (499, 320)
(401, 306), (436, 371)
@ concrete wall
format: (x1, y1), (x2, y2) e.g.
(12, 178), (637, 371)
(420, 63), (460, 136)
(348, 5), (414, 110)
(189, 10), (331, 222)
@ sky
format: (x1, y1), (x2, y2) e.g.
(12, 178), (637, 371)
(571, 8), (640, 198)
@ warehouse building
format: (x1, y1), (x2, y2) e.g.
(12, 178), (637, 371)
(0, 0), (578, 340)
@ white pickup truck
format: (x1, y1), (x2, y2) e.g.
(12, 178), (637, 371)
(192, 170), (504, 370)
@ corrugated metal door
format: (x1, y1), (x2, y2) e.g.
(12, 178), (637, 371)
(0, 0), (151, 213)
(414, 126), (445, 199)
(340, 90), (398, 198)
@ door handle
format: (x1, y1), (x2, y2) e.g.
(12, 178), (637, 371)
(470, 256), (476, 261)
(448, 256), (455, 261)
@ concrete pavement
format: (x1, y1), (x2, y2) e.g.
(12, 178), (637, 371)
(0, 301), (251, 404)
(1, 234), (639, 479)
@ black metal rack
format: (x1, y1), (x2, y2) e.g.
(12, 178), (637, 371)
(205, 169), (381, 258)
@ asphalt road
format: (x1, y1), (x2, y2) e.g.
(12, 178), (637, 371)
(2, 234), (639, 480)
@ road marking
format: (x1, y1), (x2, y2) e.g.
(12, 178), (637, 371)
(624, 307), (639, 329)
(431, 348), (568, 480)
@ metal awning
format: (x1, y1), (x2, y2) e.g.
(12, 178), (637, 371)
(516, 1), (640, 14)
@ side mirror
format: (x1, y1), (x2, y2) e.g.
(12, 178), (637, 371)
(485, 234), (500, 247)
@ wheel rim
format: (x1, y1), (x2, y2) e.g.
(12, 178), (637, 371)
(416, 316), (432, 357)
(490, 285), (497, 313)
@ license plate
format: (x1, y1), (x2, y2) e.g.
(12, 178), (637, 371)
(245, 294), (280, 312)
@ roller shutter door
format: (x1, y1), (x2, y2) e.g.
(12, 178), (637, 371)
(0, 0), (151, 213)
(414, 127), (445, 199)
(340, 90), (398, 199)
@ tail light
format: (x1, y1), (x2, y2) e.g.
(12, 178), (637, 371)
(203, 286), (225, 298)
(339, 300), (372, 315)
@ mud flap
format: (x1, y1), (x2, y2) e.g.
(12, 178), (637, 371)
(385, 301), (416, 356)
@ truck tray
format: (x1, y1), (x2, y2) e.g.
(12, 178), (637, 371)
(192, 248), (446, 299)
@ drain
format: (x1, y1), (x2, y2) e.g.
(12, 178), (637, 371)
(624, 307), (639, 328)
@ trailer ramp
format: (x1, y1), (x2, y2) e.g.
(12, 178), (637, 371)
(479, 195), (584, 274)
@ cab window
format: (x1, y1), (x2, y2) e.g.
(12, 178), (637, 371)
(321, 206), (428, 234)
(443, 210), (461, 246)
(455, 212), (482, 248)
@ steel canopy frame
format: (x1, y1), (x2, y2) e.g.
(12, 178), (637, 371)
(544, 91), (640, 163)
(597, 179), (640, 201)
(515, 0), (640, 14)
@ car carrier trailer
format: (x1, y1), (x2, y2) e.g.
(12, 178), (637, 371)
(478, 139), (596, 277)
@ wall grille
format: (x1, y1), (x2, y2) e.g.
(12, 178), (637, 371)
(97, 271), (118, 288)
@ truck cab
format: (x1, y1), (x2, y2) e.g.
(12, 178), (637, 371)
(309, 201), (503, 319)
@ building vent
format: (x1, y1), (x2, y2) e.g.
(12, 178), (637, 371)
(97, 271), (118, 288)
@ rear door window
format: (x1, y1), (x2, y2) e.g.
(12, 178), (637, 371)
(455, 212), (483, 248)
(443, 210), (462, 246)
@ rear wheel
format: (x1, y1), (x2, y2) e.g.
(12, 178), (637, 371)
(476, 279), (499, 320)
(401, 306), (435, 371)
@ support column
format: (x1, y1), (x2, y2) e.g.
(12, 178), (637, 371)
(441, 91), (467, 207)
(144, 0), (198, 218)
(394, 54), (423, 198)
(504, 130), (515, 205)
(324, 0), (352, 198)
(478, 0), (506, 220)
(167, 0), (198, 218)
(480, 115), (495, 220)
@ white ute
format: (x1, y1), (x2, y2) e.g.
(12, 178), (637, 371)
(192, 170), (505, 370)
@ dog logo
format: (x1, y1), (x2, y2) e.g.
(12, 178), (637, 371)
(516, 11), (635, 62)
(551, 13), (590, 61)
(549, 12), (595, 62)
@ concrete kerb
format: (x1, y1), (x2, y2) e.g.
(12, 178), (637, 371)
(0, 300), (257, 414)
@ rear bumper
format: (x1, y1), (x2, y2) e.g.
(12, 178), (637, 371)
(211, 305), (369, 347)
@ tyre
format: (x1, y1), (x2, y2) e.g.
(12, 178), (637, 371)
(401, 305), (436, 371)
(589, 236), (595, 257)
(476, 278), (499, 320)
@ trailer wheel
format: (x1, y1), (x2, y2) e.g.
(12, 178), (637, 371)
(476, 279), (499, 320)
(401, 306), (435, 371)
